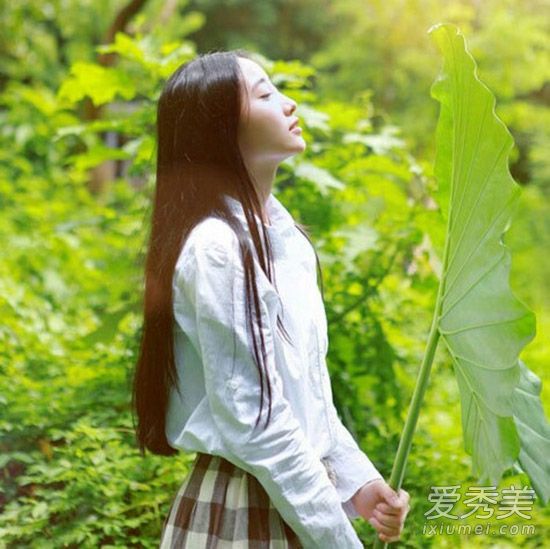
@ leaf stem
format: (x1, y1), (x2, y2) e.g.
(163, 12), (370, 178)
(372, 311), (441, 548)
(372, 189), (451, 548)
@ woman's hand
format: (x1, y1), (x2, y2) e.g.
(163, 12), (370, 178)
(351, 479), (410, 543)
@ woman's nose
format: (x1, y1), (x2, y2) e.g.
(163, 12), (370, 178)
(281, 93), (297, 114)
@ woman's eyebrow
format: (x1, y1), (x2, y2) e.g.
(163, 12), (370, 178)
(252, 77), (271, 91)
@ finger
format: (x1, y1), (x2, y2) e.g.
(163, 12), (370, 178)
(398, 488), (411, 503)
(375, 502), (402, 516)
(397, 489), (410, 506)
(382, 486), (400, 507)
(368, 515), (402, 538)
(387, 493), (409, 513)
(376, 528), (402, 543)
(373, 508), (402, 528)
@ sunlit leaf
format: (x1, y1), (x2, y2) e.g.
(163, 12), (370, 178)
(376, 24), (549, 549)
(343, 125), (406, 154)
(294, 161), (345, 195)
(428, 23), (547, 501)
(58, 62), (136, 106)
(512, 359), (550, 504)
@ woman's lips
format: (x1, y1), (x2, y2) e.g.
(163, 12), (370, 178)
(290, 126), (302, 133)
(289, 118), (300, 131)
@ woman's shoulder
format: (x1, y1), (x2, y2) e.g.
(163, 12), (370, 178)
(189, 216), (236, 248)
(178, 216), (239, 270)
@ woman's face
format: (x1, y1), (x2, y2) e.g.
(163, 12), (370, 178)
(237, 57), (306, 163)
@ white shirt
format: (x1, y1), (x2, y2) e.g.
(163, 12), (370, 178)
(167, 191), (383, 548)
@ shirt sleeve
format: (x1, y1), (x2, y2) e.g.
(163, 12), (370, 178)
(174, 222), (365, 549)
(324, 404), (385, 519)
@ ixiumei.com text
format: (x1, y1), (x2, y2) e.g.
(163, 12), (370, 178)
(422, 522), (536, 536)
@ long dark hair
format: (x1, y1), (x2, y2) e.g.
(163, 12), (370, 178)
(131, 49), (325, 456)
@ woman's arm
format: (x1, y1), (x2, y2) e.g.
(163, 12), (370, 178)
(174, 219), (365, 549)
(323, 409), (384, 518)
(321, 380), (410, 541)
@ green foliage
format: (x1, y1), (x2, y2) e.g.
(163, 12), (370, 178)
(1, 416), (193, 547)
(310, 0), (550, 191)
(0, 0), (118, 87)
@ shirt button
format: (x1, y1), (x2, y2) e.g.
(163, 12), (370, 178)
(227, 379), (238, 390)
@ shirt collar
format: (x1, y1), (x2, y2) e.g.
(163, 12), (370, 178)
(222, 192), (296, 237)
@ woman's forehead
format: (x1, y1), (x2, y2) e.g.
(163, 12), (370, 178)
(238, 58), (270, 88)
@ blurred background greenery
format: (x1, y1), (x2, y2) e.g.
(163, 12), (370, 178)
(0, 0), (548, 547)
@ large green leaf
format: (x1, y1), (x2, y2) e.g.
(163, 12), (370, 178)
(428, 23), (549, 504)
(512, 359), (550, 505)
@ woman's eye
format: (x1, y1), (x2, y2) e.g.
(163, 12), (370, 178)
(260, 92), (272, 99)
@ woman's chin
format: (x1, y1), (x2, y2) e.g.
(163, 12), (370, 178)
(292, 137), (307, 153)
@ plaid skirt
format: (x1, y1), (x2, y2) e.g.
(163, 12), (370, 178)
(160, 452), (303, 548)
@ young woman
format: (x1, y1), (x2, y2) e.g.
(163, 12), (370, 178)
(132, 50), (410, 548)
